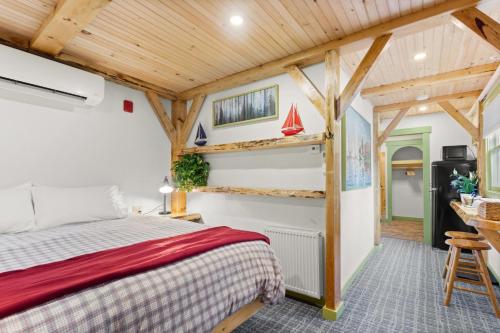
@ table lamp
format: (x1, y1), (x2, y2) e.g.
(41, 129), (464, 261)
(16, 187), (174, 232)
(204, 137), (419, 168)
(158, 176), (174, 215)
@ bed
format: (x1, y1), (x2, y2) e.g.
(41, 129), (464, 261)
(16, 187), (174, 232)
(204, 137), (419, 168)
(0, 216), (285, 332)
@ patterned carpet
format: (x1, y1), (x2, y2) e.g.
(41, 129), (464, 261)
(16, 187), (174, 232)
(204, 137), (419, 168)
(235, 237), (500, 333)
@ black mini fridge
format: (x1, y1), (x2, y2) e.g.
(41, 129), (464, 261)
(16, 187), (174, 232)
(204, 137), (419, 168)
(431, 160), (477, 250)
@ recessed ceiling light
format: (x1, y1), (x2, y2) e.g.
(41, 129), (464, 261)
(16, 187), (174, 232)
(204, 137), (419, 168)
(414, 52), (427, 61)
(230, 15), (243, 26)
(416, 94), (429, 101)
(419, 105), (428, 111)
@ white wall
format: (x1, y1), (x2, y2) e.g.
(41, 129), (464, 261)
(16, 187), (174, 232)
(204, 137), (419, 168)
(0, 81), (171, 211)
(186, 62), (375, 289)
(381, 112), (477, 162)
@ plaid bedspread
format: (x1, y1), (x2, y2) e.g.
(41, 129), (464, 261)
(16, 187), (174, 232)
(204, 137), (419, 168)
(0, 216), (284, 332)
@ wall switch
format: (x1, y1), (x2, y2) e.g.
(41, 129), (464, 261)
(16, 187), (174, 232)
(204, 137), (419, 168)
(309, 145), (321, 154)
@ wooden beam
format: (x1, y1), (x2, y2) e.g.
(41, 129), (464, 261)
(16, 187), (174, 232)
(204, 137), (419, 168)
(181, 133), (325, 155)
(178, 0), (482, 100)
(374, 90), (482, 112)
(0, 36), (178, 100)
(362, 62), (499, 97)
(466, 65), (500, 121)
(392, 160), (424, 169)
(171, 100), (188, 217)
(286, 66), (326, 119)
(180, 95), (206, 145)
(145, 91), (177, 144)
(338, 34), (392, 119)
(323, 49), (342, 318)
(438, 101), (479, 138)
(192, 186), (326, 199)
(452, 7), (500, 51)
(377, 108), (411, 146)
(373, 112), (381, 246)
(31, 0), (110, 55)
(211, 300), (264, 333)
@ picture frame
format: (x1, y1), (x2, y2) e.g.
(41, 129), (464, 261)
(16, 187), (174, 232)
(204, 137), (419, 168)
(212, 84), (279, 128)
(342, 106), (372, 191)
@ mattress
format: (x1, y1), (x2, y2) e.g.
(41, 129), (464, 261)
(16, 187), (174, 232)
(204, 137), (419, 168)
(0, 216), (284, 332)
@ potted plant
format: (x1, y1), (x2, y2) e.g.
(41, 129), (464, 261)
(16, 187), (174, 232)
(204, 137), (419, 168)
(450, 169), (479, 207)
(172, 154), (210, 192)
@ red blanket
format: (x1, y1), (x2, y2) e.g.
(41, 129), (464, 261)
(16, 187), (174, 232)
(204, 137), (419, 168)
(0, 226), (269, 318)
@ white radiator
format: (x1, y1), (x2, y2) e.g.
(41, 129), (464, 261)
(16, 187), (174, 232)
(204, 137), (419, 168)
(264, 226), (323, 299)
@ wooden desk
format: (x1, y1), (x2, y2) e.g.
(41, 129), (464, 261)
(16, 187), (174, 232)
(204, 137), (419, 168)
(450, 201), (500, 252)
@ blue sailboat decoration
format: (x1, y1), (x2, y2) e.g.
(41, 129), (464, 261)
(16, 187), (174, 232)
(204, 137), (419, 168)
(194, 123), (207, 146)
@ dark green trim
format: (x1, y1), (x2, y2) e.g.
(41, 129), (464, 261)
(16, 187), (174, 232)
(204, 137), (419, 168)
(341, 245), (381, 297)
(392, 216), (423, 222)
(390, 126), (432, 136)
(285, 290), (324, 307)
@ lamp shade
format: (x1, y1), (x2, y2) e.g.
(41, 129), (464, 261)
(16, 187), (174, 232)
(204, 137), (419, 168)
(159, 176), (174, 194)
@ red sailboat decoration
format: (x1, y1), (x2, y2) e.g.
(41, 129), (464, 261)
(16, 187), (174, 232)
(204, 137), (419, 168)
(281, 103), (304, 136)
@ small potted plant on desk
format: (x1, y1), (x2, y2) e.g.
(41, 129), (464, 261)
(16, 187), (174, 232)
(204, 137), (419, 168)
(450, 168), (479, 207)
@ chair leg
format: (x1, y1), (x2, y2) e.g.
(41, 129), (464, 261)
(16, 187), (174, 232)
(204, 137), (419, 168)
(474, 250), (500, 318)
(444, 247), (461, 306)
(442, 247), (451, 279)
(444, 246), (456, 292)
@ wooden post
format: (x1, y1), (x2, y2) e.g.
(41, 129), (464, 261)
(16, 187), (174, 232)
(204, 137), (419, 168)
(477, 101), (486, 196)
(373, 112), (381, 245)
(171, 99), (187, 216)
(322, 49), (343, 321)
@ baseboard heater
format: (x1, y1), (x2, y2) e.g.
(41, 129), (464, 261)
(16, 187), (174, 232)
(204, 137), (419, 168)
(264, 226), (323, 299)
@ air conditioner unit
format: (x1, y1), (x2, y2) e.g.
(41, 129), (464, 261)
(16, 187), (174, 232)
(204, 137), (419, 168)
(0, 44), (104, 111)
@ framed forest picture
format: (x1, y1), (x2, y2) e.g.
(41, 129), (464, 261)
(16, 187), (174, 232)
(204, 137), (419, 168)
(212, 85), (278, 128)
(342, 106), (372, 191)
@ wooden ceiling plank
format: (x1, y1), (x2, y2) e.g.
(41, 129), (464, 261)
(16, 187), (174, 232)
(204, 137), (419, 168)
(286, 65), (326, 120)
(31, 0), (110, 55)
(338, 33), (392, 119)
(180, 94), (206, 145)
(452, 7), (500, 51)
(145, 91), (177, 144)
(378, 108), (411, 146)
(179, 0), (482, 100)
(102, 3), (226, 79)
(361, 62), (499, 97)
(438, 101), (479, 138)
(374, 89), (482, 112)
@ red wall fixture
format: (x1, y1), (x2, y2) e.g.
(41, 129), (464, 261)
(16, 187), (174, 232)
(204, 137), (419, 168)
(123, 100), (133, 113)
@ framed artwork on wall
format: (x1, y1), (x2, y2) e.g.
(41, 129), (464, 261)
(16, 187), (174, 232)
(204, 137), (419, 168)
(212, 85), (279, 128)
(342, 106), (372, 191)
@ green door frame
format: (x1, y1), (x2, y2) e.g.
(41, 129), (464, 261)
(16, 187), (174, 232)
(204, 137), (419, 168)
(385, 126), (432, 244)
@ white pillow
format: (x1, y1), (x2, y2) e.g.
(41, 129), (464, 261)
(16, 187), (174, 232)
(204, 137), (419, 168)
(0, 183), (35, 233)
(32, 185), (127, 230)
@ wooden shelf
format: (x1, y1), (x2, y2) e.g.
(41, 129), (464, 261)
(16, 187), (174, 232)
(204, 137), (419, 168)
(392, 159), (423, 169)
(191, 186), (325, 199)
(167, 213), (202, 222)
(181, 133), (325, 155)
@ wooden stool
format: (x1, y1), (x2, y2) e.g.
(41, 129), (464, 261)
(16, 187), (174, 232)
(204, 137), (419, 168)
(442, 231), (485, 279)
(444, 238), (499, 317)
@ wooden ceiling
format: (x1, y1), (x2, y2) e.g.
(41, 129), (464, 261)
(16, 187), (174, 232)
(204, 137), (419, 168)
(0, 0), (498, 113)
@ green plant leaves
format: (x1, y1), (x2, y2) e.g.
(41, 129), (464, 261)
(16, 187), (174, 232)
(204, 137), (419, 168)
(172, 154), (210, 192)
(450, 168), (479, 194)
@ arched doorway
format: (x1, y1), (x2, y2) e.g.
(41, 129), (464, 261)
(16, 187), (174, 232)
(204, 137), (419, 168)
(382, 126), (432, 244)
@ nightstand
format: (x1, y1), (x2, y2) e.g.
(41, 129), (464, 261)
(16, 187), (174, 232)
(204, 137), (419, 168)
(166, 213), (202, 223)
